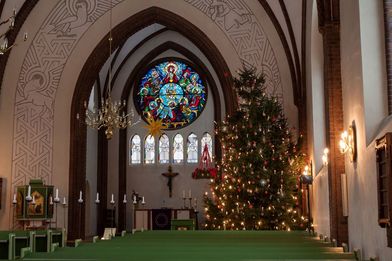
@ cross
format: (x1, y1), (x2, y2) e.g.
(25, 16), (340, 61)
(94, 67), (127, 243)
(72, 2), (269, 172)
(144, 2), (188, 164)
(162, 165), (179, 197)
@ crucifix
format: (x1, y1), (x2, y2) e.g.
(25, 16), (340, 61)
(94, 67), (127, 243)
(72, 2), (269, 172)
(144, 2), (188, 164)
(162, 165), (179, 197)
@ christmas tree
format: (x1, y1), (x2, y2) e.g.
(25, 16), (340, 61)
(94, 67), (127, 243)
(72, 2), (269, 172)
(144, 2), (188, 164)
(204, 67), (305, 231)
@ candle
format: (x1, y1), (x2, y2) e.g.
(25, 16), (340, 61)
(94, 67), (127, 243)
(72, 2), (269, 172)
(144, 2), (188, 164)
(194, 198), (197, 209)
(133, 195), (137, 204)
(79, 191), (83, 201)
(12, 193), (17, 204)
(55, 189), (59, 199)
(189, 189), (192, 198)
(95, 192), (100, 204)
(141, 196), (145, 204)
(27, 185), (31, 197)
(111, 194), (114, 202)
(182, 190), (185, 198)
(49, 196), (53, 205)
(123, 194), (127, 203)
(63, 197), (67, 205)
(110, 193), (115, 204)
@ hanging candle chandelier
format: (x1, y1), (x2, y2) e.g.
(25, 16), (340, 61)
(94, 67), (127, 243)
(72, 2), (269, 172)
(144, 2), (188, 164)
(84, 0), (134, 139)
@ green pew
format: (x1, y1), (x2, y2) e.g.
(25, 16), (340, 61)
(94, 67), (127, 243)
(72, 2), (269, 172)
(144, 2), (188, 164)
(171, 219), (195, 230)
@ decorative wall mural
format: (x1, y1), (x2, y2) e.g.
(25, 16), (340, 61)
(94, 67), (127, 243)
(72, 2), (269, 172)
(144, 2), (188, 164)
(184, 0), (283, 98)
(11, 0), (284, 190)
(135, 60), (207, 129)
(12, 0), (124, 187)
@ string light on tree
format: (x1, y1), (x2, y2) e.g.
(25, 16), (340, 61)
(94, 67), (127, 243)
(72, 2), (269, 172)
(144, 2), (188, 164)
(204, 67), (305, 230)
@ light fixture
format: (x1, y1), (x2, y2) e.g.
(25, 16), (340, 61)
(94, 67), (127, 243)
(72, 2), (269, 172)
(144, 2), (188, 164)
(0, 9), (28, 55)
(84, 0), (134, 139)
(339, 122), (357, 162)
(322, 148), (329, 166)
(301, 164), (313, 185)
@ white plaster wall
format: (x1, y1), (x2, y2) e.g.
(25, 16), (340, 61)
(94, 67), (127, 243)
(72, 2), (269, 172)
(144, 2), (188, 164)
(311, 166), (330, 238)
(85, 86), (99, 237)
(341, 0), (392, 260)
(306, 0), (329, 238)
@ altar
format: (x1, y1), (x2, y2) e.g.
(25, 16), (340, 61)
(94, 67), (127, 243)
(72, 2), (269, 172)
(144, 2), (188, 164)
(133, 209), (196, 230)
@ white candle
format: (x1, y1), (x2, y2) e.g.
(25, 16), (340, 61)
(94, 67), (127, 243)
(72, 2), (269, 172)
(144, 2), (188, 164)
(12, 193), (17, 204)
(123, 194), (127, 202)
(62, 197), (67, 205)
(96, 193), (100, 201)
(49, 196), (53, 205)
(111, 194), (114, 202)
(141, 196), (145, 204)
(27, 185), (31, 197)
(55, 189), (59, 199)
(189, 189), (192, 198)
(79, 191), (83, 200)
(182, 190), (185, 198)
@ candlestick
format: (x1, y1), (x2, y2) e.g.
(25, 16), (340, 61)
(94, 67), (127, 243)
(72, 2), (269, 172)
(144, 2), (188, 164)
(123, 194), (127, 204)
(62, 197), (67, 205)
(95, 192), (100, 204)
(26, 185), (32, 201)
(54, 188), (60, 203)
(78, 191), (83, 203)
(49, 195), (54, 205)
(141, 196), (145, 205)
(12, 193), (17, 204)
(110, 193), (115, 204)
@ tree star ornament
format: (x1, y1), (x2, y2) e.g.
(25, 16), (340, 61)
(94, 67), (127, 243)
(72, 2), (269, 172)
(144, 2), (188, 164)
(144, 117), (165, 137)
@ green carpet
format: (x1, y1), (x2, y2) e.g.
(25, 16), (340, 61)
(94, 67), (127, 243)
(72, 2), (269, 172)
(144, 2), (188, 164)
(24, 231), (354, 261)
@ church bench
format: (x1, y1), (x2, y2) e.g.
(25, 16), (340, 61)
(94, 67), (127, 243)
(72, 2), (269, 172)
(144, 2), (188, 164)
(171, 219), (195, 230)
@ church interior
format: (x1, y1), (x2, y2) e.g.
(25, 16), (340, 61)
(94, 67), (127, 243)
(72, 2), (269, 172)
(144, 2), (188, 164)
(0, 0), (391, 260)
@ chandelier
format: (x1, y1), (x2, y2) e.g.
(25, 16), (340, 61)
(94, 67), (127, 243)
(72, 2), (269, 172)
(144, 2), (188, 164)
(0, 9), (28, 55)
(84, 1), (134, 139)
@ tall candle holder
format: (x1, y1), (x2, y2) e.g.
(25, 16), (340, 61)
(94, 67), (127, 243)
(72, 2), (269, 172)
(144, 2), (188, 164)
(62, 197), (67, 232)
(49, 196), (54, 229)
(110, 195), (115, 237)
(12, 194), (17, 230)
(123, 194), (127, 233)
(182, 196), (187, 209)
(54, 189), (60, 230)
(78, 191), (83, 239)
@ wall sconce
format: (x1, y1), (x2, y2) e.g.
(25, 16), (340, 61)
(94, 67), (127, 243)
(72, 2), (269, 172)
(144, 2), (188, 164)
(339, 122), (357, 162)
(301, 163), (313, 184)
(322, 148), (329, 166)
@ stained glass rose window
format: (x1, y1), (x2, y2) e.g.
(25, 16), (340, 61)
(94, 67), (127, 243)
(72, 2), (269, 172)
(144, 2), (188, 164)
(135, 60), (207, 129)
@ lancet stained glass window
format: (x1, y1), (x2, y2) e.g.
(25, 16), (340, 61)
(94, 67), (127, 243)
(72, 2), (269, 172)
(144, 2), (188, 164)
(187, 133), (198, 163)
(144, 135), (155, 164)
(173, 134), (184, 163)
(130, 135), (141, 164)
(136, 60), (207, 129)
(159, 134), (170, 164)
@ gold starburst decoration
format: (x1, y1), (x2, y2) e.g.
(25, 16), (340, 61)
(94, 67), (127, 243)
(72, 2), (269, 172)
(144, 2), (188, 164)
(144, 117), (166, 137)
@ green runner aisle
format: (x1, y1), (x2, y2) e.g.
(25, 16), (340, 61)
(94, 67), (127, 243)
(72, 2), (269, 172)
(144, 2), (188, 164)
(24, 231), (355, 261)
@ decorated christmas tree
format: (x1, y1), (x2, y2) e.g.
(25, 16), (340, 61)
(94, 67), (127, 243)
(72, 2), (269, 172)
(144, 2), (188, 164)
(204, 67), (305, 231)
